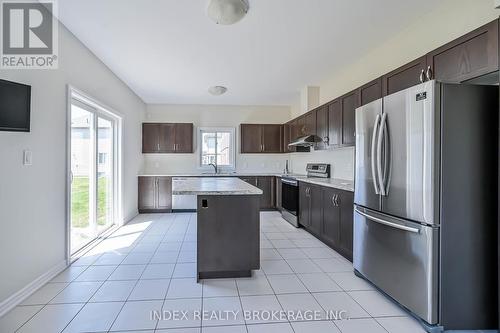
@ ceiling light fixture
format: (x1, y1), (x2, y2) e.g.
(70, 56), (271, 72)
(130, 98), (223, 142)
(207, 0), (249, 25)
(208, 86), (228, 96)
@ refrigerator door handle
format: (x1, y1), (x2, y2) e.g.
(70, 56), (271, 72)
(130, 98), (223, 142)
(377, 113), (387, 196)
(371, 114), (381, 194)
(355, 207), (420, 234)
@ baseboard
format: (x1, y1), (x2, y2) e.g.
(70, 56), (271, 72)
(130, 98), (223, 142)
(0, 260), (67, 318)
(123, 210), (138, 225)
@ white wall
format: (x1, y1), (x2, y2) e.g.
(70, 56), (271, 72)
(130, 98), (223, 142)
(289, 0), (499, 179)
(0, 23), (146, 305)
(290, 147), (354, 180)
(143, 104), (291, 174)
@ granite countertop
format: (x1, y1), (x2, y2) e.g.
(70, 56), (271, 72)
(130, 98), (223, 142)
(172, 177), (263, 195)
(298, 178), (354, 192)
(140, 173), (354, 192)
(138, 172), (281, 177)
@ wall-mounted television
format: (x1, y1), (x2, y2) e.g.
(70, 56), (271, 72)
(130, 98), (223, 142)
(0, 79), (31, 132)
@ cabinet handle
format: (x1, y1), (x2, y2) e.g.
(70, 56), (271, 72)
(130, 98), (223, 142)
(426, 65), (433, 81)
(419, 69), (425, 83)
(157, 143), (160, 151)
(332, 195), (336, 206)
(323, 136), (329, 146)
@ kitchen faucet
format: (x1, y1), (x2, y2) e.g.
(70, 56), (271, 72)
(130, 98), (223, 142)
(208, 162), (218, 174)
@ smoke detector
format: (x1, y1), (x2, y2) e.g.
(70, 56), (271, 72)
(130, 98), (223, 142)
(208, 86), (228, 96)
(207, 0), (249, 25)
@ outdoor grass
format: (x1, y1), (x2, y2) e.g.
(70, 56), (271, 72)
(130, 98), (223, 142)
(71, 176), (110, 228)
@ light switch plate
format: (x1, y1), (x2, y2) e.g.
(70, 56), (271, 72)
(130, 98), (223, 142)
(23, 150), (32, 165)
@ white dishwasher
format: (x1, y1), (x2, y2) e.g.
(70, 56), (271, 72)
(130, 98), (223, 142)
(172, 178), (197, 210)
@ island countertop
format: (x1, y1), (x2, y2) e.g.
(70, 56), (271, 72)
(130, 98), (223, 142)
(172, 177), (263, 195)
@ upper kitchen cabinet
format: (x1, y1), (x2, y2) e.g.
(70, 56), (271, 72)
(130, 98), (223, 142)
(262, 124), (283, 153)
(426, 20), (498, 83)
(315, 106), (328, 150)
(328, 99), (342, 147)
(304, 110), (317, 136)
(174, 123), (194, 153)
(341, 90), (359, 146)
(382, 56), (427, 96)
(240, 124), (262, 153)
(359, 77), (383, 106)
(142, 123), (193, 153)
(283, 122), (296, 152)
(240, 124), (283, 153)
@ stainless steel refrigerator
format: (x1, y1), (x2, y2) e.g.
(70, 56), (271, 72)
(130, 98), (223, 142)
(353, 80), (498, 331)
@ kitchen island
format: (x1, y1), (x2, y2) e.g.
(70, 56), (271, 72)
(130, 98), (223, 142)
(172, 177), (263, 280)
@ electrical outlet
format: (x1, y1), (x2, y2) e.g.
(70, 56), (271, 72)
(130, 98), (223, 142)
(23, 150), (32, 165)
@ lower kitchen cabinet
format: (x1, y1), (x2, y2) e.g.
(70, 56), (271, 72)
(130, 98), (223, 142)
(276, 176), (282, 210)
(299, 182), (354, 261)
(338, 191), (354, 261)
(239, 176), (275, 210)
(299, 183), (322, 236)
(322, 187), (341, 248)
(138, 176), (172, 213)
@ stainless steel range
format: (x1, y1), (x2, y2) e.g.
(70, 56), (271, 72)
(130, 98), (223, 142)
(280, 163), (330, 227)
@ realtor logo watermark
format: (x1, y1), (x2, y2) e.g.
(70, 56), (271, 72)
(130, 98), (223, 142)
(1, 0), (58, 69)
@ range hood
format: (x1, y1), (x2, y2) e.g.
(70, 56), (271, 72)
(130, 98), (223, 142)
(288, 134), (323, 147)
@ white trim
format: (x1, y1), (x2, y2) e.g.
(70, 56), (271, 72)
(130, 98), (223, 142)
(197, 127), (236, 171)
(0, 260), (67, 318)
(66, 85), (123, 263)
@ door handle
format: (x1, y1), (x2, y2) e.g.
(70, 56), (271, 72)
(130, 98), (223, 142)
(355, 207), (420, 234)
(419, 69), (425, 83)
(425, 66), (433, 81)
(371, 114), (381, 194)
(377, 113), (387, 196)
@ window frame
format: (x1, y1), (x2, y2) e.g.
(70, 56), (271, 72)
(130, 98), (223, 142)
(197, 127), (236, 171)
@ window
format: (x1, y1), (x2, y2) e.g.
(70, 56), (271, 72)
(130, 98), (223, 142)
(199, 127), (235, 170)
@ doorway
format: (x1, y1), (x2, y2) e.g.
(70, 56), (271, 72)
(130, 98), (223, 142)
(68, 88), (121, 257)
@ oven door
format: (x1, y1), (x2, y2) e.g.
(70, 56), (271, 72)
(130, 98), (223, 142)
(281, 179), (298, 215)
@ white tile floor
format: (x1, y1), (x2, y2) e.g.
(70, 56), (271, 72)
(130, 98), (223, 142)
(0, 212), (426, 333)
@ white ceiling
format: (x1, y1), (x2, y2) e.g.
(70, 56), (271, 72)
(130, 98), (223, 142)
(58, 0), (435, 105)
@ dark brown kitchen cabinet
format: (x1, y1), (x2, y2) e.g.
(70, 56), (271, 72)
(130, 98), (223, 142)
(315, 106), (328, 150)
(283, 123), (296, 152)
(240, 124), (262, 153)
(309, 184), (323, 236)
(304, 111), (317, 136)
(262, 125), (283, 153)
(138, 176), (172, 213)
(174, 123), (194, 153)
(297, 116), (306, 137)
(275, 177), (282, 210)
(290, 119), (299, 143)
(328, 100), (342, 147)
(142, 123), (193, 153)
(239, 176), (275, 210)
(142, 123), (161, 154)
(299, 183), (354, 262)
(338, 191), (354, 261)
(321, 187), (341, 249)
(299, 183), (322, 236)
(426, 20), (498, 83)
(382, 56), (427, 96)
(359, 77), (383, 106)
(240, 124), (282, 153)
(299, 183), (311, 229)
(341, 90), (359, 146)
(257, 176), (275, 210)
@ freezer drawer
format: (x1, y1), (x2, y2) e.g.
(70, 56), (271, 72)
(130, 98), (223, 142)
(353, 206), (439, 325)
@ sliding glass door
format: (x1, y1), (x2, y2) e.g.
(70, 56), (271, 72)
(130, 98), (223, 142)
(70, 99), (116, 254)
